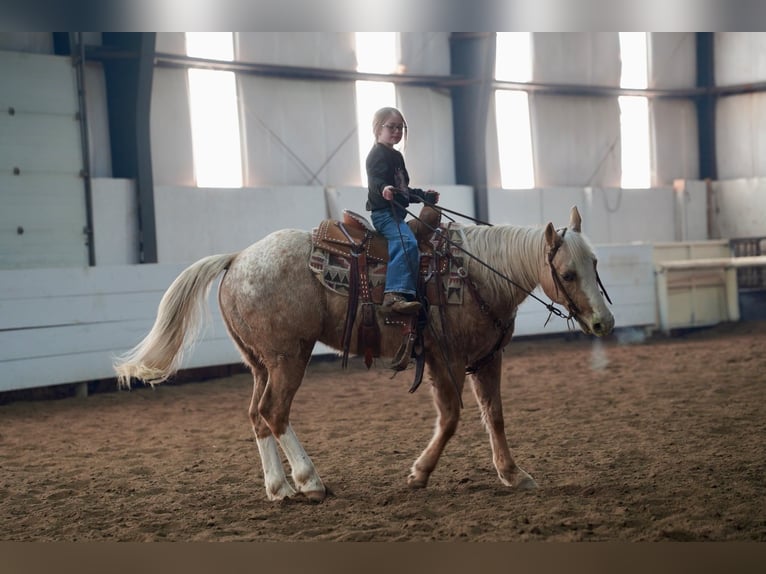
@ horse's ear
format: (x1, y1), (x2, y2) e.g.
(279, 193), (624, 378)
(569, 206), (582, 232)
(544, 222), (561, 250)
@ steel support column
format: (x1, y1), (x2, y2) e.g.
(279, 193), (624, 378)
(101, 32), (157, 263)
(696, 32), (717, 181)
(450, 33), (496, 222)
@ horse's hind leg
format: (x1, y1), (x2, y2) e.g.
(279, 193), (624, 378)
(408, 359), (465, 489)
(258, 343), (326, 502)
(470, 355), (537, 490)
(248, 361), (297, 501)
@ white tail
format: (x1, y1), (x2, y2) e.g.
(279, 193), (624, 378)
(114, 252), (239, 388)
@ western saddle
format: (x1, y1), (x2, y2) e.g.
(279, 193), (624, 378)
(310, 205), (457, 390)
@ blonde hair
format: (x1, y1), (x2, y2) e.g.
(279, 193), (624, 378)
(372, 106), (408, 149)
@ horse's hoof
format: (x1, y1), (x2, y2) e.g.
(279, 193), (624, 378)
(516, 475), (538, 490)
(301, 488), (328, 503)
(499, 468), (538, 490)
(512, 469), (538, 490)
(407, 473), (428, 489)
(266, 484), (297, 501)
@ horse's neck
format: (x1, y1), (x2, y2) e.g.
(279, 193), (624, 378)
(463, 225), (545, 307)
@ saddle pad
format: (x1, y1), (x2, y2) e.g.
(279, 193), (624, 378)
(309, 247), (387, 303)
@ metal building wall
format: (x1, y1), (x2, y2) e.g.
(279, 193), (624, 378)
(0, 50), (88, 269)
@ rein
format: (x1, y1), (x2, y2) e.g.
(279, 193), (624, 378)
(404, 203), (571, 323)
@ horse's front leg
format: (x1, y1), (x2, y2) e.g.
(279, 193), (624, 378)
(470, 354), (537, 489)
(408, 359), (465, 489)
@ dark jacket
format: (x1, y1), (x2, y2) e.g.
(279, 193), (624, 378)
(365, 142), (433, 214)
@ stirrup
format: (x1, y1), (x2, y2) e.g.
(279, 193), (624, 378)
(389, 332), (415, 371)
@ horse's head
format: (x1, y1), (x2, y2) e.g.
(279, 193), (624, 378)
(539, 206), (615, 337)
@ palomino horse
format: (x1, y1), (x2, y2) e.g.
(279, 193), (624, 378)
(115, 205), (614, 502)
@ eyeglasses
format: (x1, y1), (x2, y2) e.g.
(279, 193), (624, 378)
(382, 123), (407, 132)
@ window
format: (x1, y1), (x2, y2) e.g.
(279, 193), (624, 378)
(494, 33), (535, 189)
(185, 32), (243, 188)
(354, 33), (398, 186)
(619, 33), (650, 188)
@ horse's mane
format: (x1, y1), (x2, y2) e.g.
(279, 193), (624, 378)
(462, 225), (544, 298)
(460, 223), (595, 306)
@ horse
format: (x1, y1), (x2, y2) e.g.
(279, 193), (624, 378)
(114, 205), (614, 502)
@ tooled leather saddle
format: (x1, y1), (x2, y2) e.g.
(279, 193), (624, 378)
(309, 206), (466, 384)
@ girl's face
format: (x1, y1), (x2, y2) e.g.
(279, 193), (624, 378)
(377, 114), (406, 147)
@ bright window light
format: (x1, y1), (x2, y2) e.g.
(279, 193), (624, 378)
(495, 32), (531, 82)
(355, 32), (398, 73)
(494, 33), (535, 189)
(185, 33), (243, 188)
(495, 90), (535, 189)
(186, 32), (235, 61)
(619, 32), (648, 89)
(355, 33), (399, 185)
(619, 96), (650, 188)
(618, 33), (650, 188)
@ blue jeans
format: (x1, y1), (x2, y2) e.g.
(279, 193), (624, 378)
(371, 208), (420, 298)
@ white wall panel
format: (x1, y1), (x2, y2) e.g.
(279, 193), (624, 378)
(91, 178), (139, 265)
(488, 185), (706, 245)
(648, 33), (696, 89)
(0, 50), (89, 269)
(651, 99), (699, 185)
(532, 33), (621, 87)
(400, 33), (451, 75)
(84, 62), (113, 178)
(239, 76), (359, 186)
(711, 178), (766, 239)
(150, 67), (195, 187)
(717, 93), (766, 180)
(155, 32), (186, 56)
(0, 112), (82, 174)
(0, 263), (240, 392)
(716, 33), (766, 86)
(237, 32), (356, 70)
(587, 187), (676, 243)
(153, 185), (328, 263)
(0, 175), (88, 268)
(0, 50), (77, 113)
(531, 94), (621, 188)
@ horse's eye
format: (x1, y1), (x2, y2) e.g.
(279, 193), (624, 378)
(562, 271), (576, 282)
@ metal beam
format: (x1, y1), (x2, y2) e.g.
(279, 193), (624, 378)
(450, 32), (496, 223)
(696, 32), (717, 181)
(101, 33), (158, 263)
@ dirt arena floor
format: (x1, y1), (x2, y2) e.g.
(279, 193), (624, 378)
(1, 320), (765, 542)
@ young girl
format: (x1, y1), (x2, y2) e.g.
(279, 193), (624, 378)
(365, 107), (440, 315)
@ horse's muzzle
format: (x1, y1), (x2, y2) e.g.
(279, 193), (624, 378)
(588, 311), (615, 337)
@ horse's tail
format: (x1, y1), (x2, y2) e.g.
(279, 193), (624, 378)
(114, 252), (239, 388)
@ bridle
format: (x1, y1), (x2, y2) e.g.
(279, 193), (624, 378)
(546, 227), (613, 328)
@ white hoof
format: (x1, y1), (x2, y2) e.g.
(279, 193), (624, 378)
(500, 467), (538, 490)
(266, 482), (297, 501)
